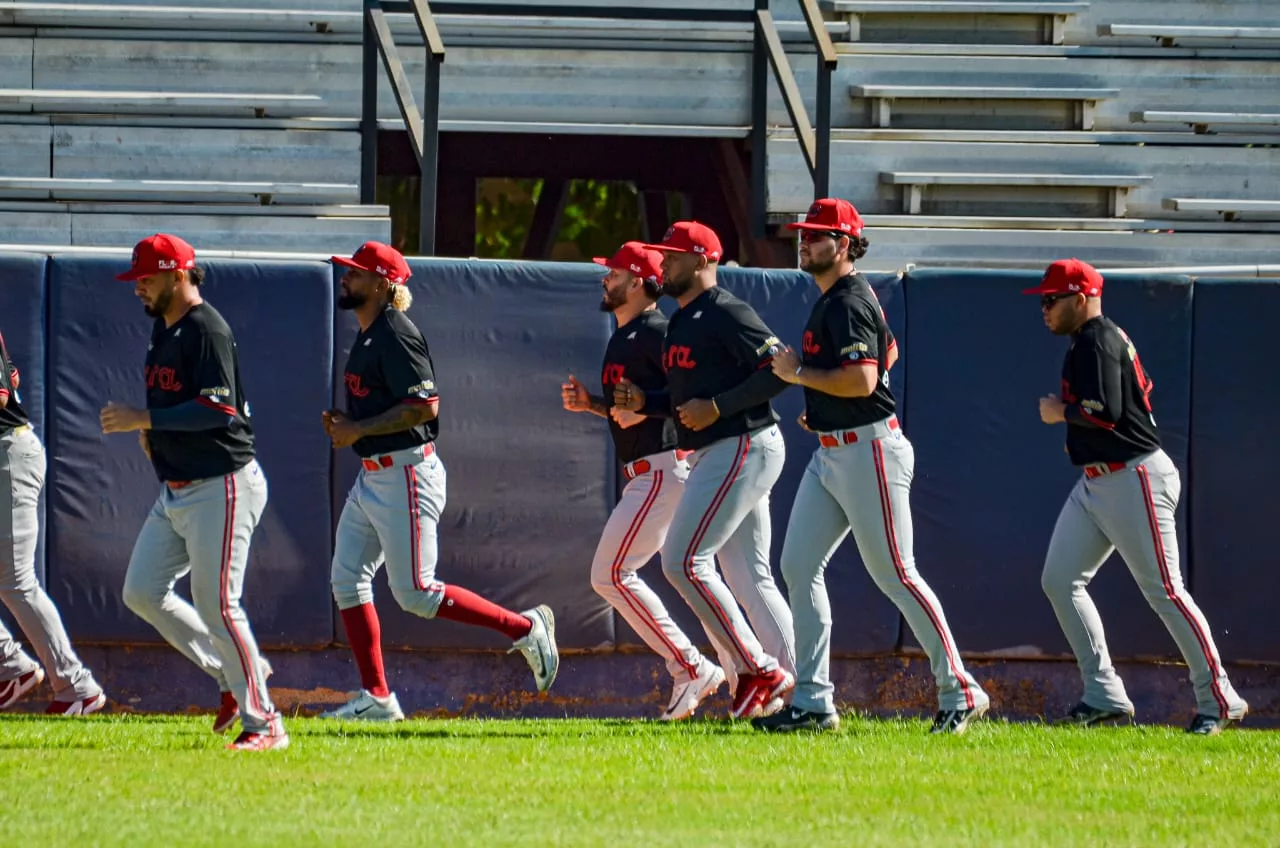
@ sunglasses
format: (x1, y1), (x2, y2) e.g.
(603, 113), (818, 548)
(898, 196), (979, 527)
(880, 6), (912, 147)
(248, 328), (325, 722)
(799, 230), (847, 244)
(1040, 293), (1077, 309)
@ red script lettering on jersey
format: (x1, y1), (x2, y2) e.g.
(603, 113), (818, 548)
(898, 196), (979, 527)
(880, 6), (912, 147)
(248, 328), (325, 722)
(664, 346), (697, 371)
(145, 365), (183, 392)
(602, 364), (626, 386)
(344, 372), (370, 398)
(802, 331), (821, 356)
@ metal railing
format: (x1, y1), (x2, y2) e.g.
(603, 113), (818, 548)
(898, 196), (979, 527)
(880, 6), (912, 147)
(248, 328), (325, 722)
(360, 0), (836, 255)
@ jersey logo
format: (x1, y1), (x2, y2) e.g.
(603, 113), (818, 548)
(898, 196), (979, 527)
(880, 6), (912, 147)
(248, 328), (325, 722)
(802, 331), (820, 356)
(145, 365), (183, 392)
(664, 345), (697, 371)
(627, 331), (637, 340)
(693, 311), (702, 320)
(364, 339), (373, 347)
(173, 329), (181, 338)
(344, 372), (371, 398)
(602, 363), (626, 386)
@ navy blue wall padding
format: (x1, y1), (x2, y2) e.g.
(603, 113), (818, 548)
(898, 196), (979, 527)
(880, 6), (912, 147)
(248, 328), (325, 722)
(611, 269), (906, 659)
(903, 270), (1194, 659)
(1190, 279), (1280, 663)
(0, 253), (48, 639)
(330, 259), (615, 651)
(46, 257), (336, 647)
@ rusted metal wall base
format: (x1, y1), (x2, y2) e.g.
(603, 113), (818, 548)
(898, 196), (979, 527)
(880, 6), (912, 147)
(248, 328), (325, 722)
(11, 646), (1278, 729)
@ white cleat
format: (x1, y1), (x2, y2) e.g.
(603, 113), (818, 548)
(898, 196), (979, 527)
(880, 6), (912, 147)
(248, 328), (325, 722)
(0, 667), (45, 710)
(661, 663), (726, 721)
(319, 689), (405, 721)
(511, 605), (559, 693)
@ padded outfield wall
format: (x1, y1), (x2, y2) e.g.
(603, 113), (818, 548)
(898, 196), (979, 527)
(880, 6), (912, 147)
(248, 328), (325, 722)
(0, 253), (1273, 675)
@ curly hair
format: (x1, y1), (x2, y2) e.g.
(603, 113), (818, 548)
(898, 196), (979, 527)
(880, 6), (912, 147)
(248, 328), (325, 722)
(848, 235), (870, 262)
(188, 266), (206, 287)
(390, 283), (413, 312)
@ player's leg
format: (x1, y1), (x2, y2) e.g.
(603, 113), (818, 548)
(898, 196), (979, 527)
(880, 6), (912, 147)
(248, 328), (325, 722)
(755, 451), (848, 732)
(324, 479), (403, 721)
(715, 445), (795, 677)
(1041, 477), (1133, 720)
(122, 492), (225, 685)
(369, 449), (557, 692)
(660, 427), (789, 719)
(590, 459), (721, 720)
(0, 430), (102, 710)
(838, 433), (988, 729)
(181, 461), (286, 750)
(1091, 452), (1247, 731)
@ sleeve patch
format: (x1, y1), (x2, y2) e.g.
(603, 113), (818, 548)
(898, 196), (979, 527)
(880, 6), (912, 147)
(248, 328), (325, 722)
(754, 336), (782, 357)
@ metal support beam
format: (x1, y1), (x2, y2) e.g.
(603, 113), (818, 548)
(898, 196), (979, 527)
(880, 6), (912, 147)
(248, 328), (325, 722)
(360, 0), (380, 205)
(420, 44), (442, 254)
(522, 179), (568, 259)
(750, 0), (769, 239)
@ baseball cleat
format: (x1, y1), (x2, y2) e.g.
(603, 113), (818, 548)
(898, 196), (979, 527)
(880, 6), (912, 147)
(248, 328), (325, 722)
(212, 692), (240, 734)
(1058, 701), (1134, 728)
(46, 692), (107, 716)
(1187, 709), (1246, 736)
(319, 689), (405, 722)
(660, 662), (726, 721)
(752, 705), (841, 734)
(930, 701), (989, 735)
(226, 729), (290, 751)
(511, 605), (559, 693)
(730, 668), (795, 720)
(0, 667), (45, 710)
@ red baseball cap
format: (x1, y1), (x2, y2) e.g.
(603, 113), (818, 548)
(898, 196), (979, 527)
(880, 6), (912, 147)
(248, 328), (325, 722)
(331, 241), (411, 285)
(593, 241), (663, 283)
(644, 221), (723, 262)
(786, 198), (864, 236)
(115, 233), (196, 281)
(1023, 258), (1104, 297)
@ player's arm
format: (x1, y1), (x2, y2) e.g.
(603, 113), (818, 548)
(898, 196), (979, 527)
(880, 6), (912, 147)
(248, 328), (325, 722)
(0, 333), (12, 408)
(708, 302), (789, 417)
(357, 333), (440, 437)
(138, 332), (239, 432)
(561, 374), (610, 419)
(775, 300), (882, 398)
(1061, 343), (1123, 429)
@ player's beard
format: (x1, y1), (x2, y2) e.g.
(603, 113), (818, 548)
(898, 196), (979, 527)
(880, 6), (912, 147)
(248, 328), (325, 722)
(143, 287), (173, 318)
(598, 285), (627, 313)
(661, 273), (693, 298)
(337, 290), (367, 310)
(801, 254), (836, 275)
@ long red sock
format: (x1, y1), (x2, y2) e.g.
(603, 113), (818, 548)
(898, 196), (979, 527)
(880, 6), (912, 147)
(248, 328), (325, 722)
(436, 584), (532, 640)
(339, 603), (390, 698)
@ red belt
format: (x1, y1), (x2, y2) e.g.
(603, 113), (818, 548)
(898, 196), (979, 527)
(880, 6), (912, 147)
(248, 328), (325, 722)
(362, 443), (434, 472)
(623, 450), (693, 481)
(1084, 461), (1127, 479)
(817, 416), (899, 448)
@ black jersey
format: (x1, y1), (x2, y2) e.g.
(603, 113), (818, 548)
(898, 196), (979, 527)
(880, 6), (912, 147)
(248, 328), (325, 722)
(0, 331), (29, 436)
(145, 303), (255, 482)
(342, 307), (439, 458)
(1060, 316), (1162, 465)
(602, 309), (677, 464)
(800, 273), (897, 432)
(663, 287), (781, 451)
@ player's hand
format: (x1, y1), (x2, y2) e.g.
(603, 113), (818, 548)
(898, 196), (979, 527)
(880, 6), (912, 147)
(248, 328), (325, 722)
(561, 374), (591, 413)
(797, 412), (812, 433)
(321, 408), (342, 436)
(1039, 394), (1066, 424)
(327, 411), (362, 449)
(678, 398), (720, 432)
(100, 402), (149, 434)
(770, 346), (803, 384)
(8, 366), (18, 390)
(610, 407), (646, 429)
(613, 378), (644, 412)
(138, 430), (152, 460)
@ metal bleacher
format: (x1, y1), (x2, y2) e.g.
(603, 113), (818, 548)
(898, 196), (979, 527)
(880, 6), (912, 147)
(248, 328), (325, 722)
(0, 0), (1278, 265)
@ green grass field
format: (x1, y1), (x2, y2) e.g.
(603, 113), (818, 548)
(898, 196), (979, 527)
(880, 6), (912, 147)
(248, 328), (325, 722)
(2, 713), (1276, 847)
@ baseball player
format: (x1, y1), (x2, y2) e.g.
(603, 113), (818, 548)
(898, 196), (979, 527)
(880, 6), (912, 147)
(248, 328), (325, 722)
(101, 233), (287, 751)
(561, 241), (725, 721)
(0, 332), (106, 715)
(1028, 258), (1248, 735)
(321, 242), (558, 722)
(615, 221), (795, 720)
(753, 199), (989, 735)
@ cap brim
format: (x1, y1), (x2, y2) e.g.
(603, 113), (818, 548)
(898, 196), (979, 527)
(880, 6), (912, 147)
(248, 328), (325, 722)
(641, 243), (688, 253)
(592, 257), (611, 267)
(331, 255), (369, 272)
(785, 222), (864, 236)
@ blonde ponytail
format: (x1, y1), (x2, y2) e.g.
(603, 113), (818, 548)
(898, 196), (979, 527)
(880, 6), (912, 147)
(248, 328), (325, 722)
(390, 283), (413, 312)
